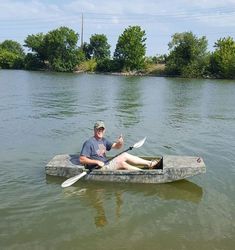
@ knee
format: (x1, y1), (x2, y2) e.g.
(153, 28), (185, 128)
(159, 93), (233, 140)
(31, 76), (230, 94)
(116, 152), (127, 164)
(117, 152), (128, 162)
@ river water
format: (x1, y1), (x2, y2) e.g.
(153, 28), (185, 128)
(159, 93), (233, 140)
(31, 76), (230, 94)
(0, 70), (234, 250)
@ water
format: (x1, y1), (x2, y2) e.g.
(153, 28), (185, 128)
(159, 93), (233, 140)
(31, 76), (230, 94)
(0, 70), (234, 250)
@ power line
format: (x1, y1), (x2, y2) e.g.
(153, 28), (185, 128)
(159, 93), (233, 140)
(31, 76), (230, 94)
(1, 6), (235, 51)
(1, 6), (235, 23)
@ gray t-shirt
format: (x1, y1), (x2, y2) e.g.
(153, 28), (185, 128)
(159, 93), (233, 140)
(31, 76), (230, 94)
(80, 137), (113, 167)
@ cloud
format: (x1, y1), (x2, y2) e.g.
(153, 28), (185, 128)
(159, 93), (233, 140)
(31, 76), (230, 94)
(0, 0), (235, 54)
(180, 0), (235, 8)
(111, 17), (120, 25)
(65, 0), (235, 28)
(0, 0), (63, 20)
(1, 0), (235, 27)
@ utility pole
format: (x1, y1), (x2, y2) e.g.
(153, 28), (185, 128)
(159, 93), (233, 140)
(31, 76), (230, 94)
(81, 13), (84, 48)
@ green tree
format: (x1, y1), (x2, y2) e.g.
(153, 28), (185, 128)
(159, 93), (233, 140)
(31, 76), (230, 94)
(0, 40), (25, 69)
(113, 25), (147, 71)
(0, 50), (18, 69)
(96, 58), (115, 72)
(82, 42), (92, 60)
(88, 34), (111, 60)
(24, 33), (47, 62)
(43, 26), (81, 72)
(24, 27), (83, 72)
(151, 54), (167, 64)
(165, 32), (209, 78)
(0, 40), (24, 56)
(24, 53), (45, 70)
(209, 37), (235, 79)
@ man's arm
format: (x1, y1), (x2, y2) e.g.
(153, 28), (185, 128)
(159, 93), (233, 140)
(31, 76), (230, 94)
(79, 155), (104, 167)
(112, 135), (124, 149)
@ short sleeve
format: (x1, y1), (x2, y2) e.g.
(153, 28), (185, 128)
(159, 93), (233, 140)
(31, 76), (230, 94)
(104, 138), (113, 151)
(80, 140), (92, 157)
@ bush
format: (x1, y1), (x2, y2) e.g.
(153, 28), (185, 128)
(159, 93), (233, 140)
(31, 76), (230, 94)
(0, 49), (24, 69)
(76, 59), (97, 72)
(24, 53), (45, 70)
(96, 58), (114, 72)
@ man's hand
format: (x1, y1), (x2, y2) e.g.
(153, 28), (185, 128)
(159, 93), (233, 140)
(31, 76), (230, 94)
(80, 155), (105, 168)
(113, 134), (124, 149)
(96, 160), (105, 168)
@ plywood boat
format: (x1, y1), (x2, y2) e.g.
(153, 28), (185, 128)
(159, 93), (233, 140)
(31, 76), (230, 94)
(45, 154), (206, 184)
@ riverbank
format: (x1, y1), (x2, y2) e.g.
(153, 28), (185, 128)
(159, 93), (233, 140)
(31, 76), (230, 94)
(74, 63), (167, 77)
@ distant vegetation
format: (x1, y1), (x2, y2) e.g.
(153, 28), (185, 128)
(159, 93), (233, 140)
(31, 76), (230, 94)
(0, 25), (235, 79)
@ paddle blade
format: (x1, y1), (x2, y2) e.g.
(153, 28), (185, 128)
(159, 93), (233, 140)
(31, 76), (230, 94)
(61, 172), (87, 188)
(133, 137), (146, 149)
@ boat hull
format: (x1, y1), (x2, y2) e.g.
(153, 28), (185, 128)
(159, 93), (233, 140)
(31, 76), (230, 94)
(45, 154), (206, 184)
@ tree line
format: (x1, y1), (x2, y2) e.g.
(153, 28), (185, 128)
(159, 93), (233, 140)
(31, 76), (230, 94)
(0, 25), (235, 79)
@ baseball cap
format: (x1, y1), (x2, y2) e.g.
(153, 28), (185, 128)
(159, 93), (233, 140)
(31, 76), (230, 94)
(94, 120), (105, 129)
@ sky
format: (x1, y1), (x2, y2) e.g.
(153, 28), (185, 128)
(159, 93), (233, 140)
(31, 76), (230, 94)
(1, 0), (235, 56)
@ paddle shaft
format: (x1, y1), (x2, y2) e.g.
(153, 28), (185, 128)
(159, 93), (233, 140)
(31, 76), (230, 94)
(106, 146), (133, 163)
(60, 149), (129, 188)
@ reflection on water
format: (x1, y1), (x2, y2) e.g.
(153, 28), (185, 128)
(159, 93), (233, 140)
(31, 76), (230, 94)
(115, 77), (143, 127)
(47, 176), (203, 228)
(60, 183), (124, 228)
(30, 86), (80, 120)
(165, 79), (202, 129)
(59, 179), (203, 204)
(33, 93), (79, 119)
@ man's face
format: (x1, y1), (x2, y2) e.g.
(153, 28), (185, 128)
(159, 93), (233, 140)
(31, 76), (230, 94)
(94, 127), (105, 139)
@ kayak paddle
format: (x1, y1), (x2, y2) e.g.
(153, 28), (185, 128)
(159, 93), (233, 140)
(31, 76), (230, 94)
(61, 137), (146, 188)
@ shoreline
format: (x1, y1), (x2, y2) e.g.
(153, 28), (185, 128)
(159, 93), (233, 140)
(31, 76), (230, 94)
(74, 69), (168, 77)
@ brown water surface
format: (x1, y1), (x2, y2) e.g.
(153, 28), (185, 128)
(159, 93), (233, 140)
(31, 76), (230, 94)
(0, 70), (234, 249)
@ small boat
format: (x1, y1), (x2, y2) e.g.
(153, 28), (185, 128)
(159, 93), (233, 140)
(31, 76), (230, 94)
(45, 154), (206, 184)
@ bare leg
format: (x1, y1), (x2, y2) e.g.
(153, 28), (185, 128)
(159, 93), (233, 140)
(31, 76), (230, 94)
(119, 152), (151, 166)
(117, 161), (142, 171)
(115, 152), (152, 170)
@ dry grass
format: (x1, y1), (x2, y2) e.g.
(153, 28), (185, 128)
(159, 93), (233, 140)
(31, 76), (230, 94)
(145, 63), (166, 75)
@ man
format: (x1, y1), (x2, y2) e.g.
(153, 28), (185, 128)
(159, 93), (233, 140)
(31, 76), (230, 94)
(79, 121), (158, 170)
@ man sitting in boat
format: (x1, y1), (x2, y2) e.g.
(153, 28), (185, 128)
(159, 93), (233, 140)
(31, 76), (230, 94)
(79, 121), (158, 171)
